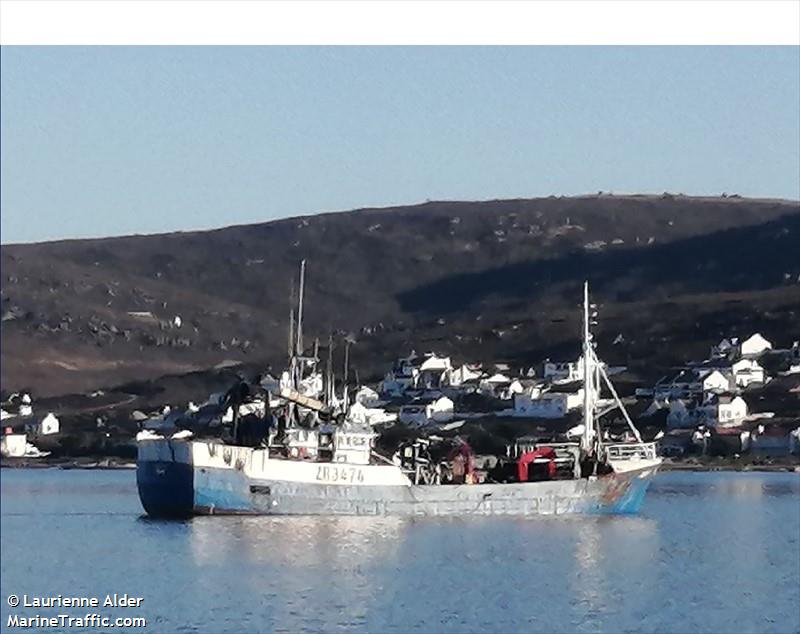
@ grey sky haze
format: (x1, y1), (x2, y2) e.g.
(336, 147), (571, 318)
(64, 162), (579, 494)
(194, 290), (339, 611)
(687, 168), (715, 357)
(1, 46), (798, 244)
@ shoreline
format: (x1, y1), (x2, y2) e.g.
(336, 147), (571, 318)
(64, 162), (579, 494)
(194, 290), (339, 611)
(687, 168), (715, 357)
(659, 461), (800, 473)
(1, 458), (136, 470)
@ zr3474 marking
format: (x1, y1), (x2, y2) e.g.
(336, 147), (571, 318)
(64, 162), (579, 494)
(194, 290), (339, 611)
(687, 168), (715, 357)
(316, 465), (365, 483)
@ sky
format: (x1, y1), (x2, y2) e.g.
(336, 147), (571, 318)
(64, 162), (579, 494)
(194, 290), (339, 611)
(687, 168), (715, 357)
(1, 46), (798, 244)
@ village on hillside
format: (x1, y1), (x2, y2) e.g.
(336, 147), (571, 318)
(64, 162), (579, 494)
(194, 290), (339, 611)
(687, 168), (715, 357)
(2, 329), (800, 467)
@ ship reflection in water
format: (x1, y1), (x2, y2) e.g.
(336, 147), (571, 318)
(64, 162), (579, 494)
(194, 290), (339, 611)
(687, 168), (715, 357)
(571, 516), (660, 631)
(189, 515), (409, 631)
(189, 515), (407, 567)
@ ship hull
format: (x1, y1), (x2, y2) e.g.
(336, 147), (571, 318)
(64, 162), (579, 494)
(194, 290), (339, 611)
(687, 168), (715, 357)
(137, 439), (659, 518)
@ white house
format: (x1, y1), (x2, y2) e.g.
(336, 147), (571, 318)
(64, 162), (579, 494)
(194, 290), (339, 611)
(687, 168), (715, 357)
(478, 373), (512, 396)
(700, 369), (732, 393)
(698, 394), (748, 427)
(416, 354), (453, 389)
(398, 396), (454, 426)
(731, 359), (766, 388)
(513, 388), (584, 419)
(501, 379), (526, 401)
(26, 412), (60, 436)
(418, 355), (451, 373)
(426, 396), (455, 423)
(740, 333), (772, 358)
(449, 364), (483, 387)
(655, 368), (731, 400)
(347, 402), (397, 427)
(0, 433), (27, 458)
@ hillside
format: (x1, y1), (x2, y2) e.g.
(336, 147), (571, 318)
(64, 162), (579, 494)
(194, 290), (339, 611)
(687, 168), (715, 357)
(2, 193), (799, 399)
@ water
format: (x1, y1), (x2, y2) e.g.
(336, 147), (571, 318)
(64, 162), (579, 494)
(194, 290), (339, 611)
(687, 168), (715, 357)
(1, 470), (798, 634)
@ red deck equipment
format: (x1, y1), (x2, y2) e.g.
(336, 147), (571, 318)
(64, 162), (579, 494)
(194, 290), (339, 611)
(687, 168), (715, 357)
(518, 447), (557, 482)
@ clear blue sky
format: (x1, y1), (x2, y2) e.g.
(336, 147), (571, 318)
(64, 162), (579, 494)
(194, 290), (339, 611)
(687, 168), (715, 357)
(1, 46), (798, 244)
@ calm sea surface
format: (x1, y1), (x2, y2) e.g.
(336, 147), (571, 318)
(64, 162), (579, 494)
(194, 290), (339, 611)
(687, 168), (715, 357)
(1, 469), (798, 634)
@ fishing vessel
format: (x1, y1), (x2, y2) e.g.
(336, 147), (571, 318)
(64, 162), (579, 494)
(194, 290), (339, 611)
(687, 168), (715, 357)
(137, 270), (661, 517)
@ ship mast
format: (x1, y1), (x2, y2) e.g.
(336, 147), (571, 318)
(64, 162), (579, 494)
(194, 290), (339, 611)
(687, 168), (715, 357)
(287, 300), (295, 365)
(326, 332), (334, 406)
(581, 281), (595, 454)
(342, 336), (351, 411)
(296, 259), (306, 359)
(286, 260), (307, 428)
(581, 281), (644, 446)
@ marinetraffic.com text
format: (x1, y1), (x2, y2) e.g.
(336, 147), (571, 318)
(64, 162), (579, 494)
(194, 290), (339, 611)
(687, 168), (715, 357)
(6, 594), (147, 629)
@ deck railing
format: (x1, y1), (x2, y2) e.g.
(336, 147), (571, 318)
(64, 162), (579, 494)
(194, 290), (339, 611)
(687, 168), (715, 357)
(603, 442), (658, 461)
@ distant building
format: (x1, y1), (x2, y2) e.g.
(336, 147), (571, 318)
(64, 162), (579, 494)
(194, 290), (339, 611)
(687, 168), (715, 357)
(381, 352), (421, 396)
(739, 333), (772, 358)
(730, 359), (766, 388)
(543, 358), (582, 384)
(427, 396), (455, 423)
(449, 364), (483, 387)
(0, 433), (27, 458)
(18, 401), (33, 417)
(655, 368), (731, 400)
(478, 373), (513, 396)
(698, 394), (748, 427)
(501, 379), (526, 401)
(398, 396), (454, 427)
(347, 402), (396, 427)
(513, 388), (584, 419)
(26, 412), (60, 436)
(711, 333), (772, 360)
(711, 337), (739, 360)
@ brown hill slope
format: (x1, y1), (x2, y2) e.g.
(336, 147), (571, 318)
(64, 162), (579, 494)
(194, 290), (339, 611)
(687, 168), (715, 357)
(2, 194), (799, 397)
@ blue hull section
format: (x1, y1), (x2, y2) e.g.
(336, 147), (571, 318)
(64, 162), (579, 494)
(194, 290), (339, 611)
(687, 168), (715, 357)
(193, 465), (252, 514)
(596, 473), (653, 515)
(137, 461), (255, 517)
(136, 460), (194, 518)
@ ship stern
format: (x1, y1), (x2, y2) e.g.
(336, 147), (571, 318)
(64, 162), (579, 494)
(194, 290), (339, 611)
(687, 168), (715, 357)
(137, 439), (194, 518)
